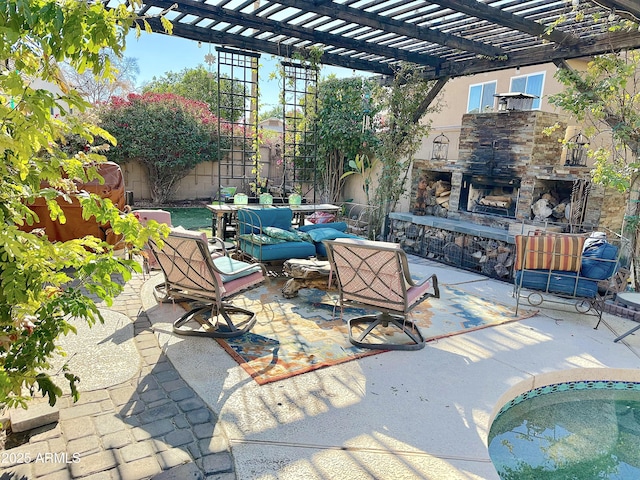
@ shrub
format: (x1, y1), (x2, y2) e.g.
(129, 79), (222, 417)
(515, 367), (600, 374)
(99, 92), (227, 204)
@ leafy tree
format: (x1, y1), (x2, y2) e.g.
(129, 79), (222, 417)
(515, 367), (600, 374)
(0, 0), (169, 408)
(143, 66), (246, 122)
(259, 105), (282, 121)
(63, 55), (140, 105)
(550, 50), (640, 289)
(98, 92), (225, 204)
(315, 76), (381, 203)
(371, 63), (438, 235)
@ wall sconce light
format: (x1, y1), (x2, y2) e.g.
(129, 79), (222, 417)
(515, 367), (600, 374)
(432, 133), (450, 161)
(565, 132), (589, 167)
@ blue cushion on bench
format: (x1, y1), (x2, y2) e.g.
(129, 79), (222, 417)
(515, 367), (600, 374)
(514, 270), (599, 298)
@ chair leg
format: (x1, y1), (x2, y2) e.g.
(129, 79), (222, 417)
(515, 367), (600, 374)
(173, 302), (257, 338)
(348, 312), (425, 351)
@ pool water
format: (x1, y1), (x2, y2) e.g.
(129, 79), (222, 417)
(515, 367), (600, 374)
(488, 382), (640, 479)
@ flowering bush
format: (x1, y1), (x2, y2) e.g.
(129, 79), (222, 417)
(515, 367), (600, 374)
(99, 92), (229, 203)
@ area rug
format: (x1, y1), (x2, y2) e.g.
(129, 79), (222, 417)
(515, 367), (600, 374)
(192, 280), (537, 385)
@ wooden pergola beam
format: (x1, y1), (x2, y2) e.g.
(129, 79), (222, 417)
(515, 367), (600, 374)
(260, 0), (505, 58)
(595, 0), (640, 21)
(432, 0), (580, 47)
(144, 0), (442, 68)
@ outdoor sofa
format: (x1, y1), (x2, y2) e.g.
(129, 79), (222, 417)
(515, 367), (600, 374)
(236, 207), (357, 263)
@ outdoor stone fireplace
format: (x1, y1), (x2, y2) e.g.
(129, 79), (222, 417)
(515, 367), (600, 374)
(389, 110), (603, 279)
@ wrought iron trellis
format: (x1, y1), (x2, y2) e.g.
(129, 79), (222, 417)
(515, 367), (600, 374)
(569, 178), (591, 230)
(281, 61), (318, 202)
(216, 46), (260, 200)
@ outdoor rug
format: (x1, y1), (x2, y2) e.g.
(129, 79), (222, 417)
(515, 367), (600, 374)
(190, 279), (537, 385)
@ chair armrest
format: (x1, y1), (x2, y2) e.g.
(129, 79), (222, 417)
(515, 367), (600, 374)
(209, 236), (230, 256)
(399, 250), (440, 297)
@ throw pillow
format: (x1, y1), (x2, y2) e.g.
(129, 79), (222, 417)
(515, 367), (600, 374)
(295, 231), (313, 243)
(514, 235), (585, 272)
(239, 233), (286, 245)
(263, 226), (306, 242)
(307, 211), (336, 224)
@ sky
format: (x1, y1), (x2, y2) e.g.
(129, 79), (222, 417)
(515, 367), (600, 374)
(123, 31), (363, 113)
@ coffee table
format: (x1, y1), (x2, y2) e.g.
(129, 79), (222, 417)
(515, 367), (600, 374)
(613, 292), (640, 343)
(282, 258), (335, 298)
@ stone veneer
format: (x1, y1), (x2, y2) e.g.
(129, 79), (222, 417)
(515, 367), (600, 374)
(412, 110), (605, 230)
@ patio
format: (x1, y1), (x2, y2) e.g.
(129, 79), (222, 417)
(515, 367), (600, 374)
(140, 255), (640, 480)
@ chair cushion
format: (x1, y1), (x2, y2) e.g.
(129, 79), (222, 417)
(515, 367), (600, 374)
(514, 270), (598, 298)
(514, 235), (585, 272)
(238, 239), (316, 262)
(212, 256), (263, 282)
(238, 208), (293, 234)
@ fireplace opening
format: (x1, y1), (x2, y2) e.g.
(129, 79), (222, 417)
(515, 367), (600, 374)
(531, 179), (587, 225)
(459, 175), (520, 218)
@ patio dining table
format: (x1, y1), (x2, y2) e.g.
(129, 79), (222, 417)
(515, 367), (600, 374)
(206, 203), (342, 239)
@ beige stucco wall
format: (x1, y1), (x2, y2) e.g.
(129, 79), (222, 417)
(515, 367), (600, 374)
(122, 145), (273, 203)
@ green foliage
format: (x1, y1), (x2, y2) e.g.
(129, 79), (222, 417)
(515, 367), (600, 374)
(143, 66), (246, 122)
(549, 50), (640, 288)
(372, 63), (437, 226)
(0, 0), (168, 408)
(340, 154), (379, 205)
(259, 105), (282, 121)
(549, 52), (640, 201)
(315, 76), (381, 203)
(98, 92), (224, 204)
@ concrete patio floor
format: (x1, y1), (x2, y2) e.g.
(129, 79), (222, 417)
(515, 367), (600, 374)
(141, 257), (640, 480)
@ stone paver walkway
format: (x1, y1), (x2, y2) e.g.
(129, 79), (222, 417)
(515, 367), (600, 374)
(0, 272), (236, 480)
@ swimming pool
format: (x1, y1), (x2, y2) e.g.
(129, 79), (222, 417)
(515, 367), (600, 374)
(489, 378), (640, 479)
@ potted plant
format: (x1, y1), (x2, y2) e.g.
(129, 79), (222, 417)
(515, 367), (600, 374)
(288, 185), (302, 205)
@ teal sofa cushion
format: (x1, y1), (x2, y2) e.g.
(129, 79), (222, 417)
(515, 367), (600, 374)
(298, 221), (348, 233)
(238, 239), (316, 262)
(306, 227), (356, 243)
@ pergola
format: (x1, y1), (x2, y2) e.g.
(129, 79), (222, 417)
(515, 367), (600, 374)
(124, 1), (640, 202)
(135, 0), (640, 81)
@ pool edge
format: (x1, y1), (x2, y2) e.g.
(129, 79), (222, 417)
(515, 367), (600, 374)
(489, 368), (640, 427)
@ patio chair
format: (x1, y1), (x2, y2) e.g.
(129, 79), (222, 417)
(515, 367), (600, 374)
(148, 229), (266, 338)
(324, 238), (439, 351)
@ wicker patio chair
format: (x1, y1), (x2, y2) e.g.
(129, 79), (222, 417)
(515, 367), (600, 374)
(149, 229), (266, 338)
(324, 238), (439, 351)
